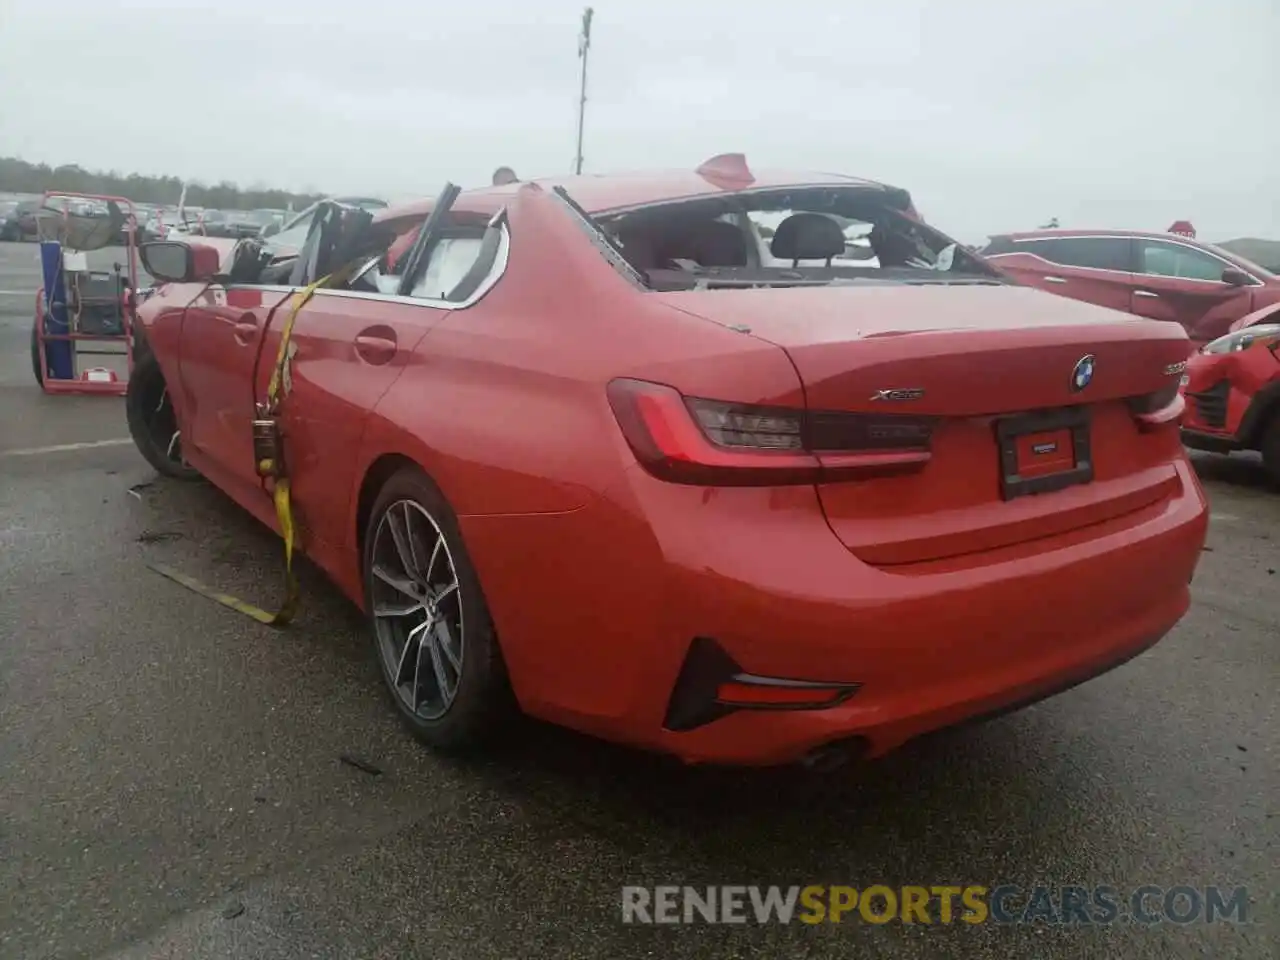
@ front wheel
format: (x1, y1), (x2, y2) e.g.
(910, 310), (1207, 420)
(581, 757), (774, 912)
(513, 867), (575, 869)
(363, 467), (513, 752)
(125, 352), (201, 480)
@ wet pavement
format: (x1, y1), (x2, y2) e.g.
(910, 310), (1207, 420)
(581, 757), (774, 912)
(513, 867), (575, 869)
(1, 240), (1276, 959)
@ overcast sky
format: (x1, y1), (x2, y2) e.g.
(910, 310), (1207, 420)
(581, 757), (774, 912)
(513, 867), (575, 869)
(1, 0), (1276, 242)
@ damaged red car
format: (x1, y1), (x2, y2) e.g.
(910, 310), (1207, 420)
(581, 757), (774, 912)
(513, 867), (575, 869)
(1180, 302), (1280, 485)
(126, 156), (1208, 768)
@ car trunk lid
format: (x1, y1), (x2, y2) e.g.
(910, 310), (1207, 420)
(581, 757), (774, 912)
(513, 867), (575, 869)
(655, 284), (1192, 566)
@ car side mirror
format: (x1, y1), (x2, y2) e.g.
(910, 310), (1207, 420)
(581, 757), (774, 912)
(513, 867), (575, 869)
(139, 240), (219, 284)
(1221, 268), (1251, 287)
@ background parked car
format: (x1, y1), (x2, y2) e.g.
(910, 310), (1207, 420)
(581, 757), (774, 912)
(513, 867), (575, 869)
(199, 208), (285, 239)
(1180, 302), (1280, 484)
(146, 207), (199, 239)
(1, 200), (42, 241)
(981, 229), (1280, 346)
(0, 200), (18, 238)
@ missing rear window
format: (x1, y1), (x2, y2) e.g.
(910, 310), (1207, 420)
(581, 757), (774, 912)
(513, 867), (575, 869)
(581, 187), (999, 291)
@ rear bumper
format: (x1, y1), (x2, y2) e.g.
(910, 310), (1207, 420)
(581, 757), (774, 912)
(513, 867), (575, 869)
(655, 598), (1185, 766)
(486, 457), (1208, 767)
(662, 459), (1206, 766)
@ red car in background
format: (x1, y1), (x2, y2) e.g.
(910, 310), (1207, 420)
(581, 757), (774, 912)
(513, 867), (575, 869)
(981, 229), (1280, 347)
(1180, 302), (1280, 484)
(125, 157), (1207, 768)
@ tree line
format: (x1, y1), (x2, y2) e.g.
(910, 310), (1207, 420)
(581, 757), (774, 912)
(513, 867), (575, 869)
(0, 156), (326, 211)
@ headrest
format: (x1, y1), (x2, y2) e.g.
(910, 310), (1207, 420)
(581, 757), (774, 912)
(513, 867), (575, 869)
(656, 219), (748, 268)
(686, 219), (748, 267)
(615, 228), (658, 271)
(770, 213), (846, 262)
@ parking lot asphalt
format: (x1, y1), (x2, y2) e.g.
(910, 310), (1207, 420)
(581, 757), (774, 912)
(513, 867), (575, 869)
(0, 238), (1276, 959)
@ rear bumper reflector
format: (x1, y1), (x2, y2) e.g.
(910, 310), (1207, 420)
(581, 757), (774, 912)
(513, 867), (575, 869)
(662, 637), (861, 732)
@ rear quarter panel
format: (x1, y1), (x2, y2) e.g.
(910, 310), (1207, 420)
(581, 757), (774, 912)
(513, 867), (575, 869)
(346, 185), (806, 719)
(351, 184), (805, 525)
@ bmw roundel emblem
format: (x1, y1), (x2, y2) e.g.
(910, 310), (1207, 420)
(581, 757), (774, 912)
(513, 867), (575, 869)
(1071, 355), (1096, 392)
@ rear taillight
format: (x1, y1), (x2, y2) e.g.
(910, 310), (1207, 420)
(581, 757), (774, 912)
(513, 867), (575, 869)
(688, 397), (804, 450)
(606, 378), (933, 486)
(1126, 381), (1184, 432)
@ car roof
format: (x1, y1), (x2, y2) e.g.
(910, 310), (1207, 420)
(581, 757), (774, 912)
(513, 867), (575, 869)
(997, 228), (1209, 244)
(375, 166), (894, 224)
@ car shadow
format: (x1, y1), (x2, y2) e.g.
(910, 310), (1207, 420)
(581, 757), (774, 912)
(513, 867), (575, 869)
(1188, 449), (1273, 490)
(439, 702), (1100, 882)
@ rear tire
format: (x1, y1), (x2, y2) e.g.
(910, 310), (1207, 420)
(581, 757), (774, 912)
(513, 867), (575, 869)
(363, 466), (514, 753)
(30, 325), (43, 385)
(125, 352), (201, 480)
(1261, 414), (1280, 488)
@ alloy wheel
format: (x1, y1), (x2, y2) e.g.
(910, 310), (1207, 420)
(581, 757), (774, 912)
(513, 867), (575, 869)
(370, 500), (465, 721)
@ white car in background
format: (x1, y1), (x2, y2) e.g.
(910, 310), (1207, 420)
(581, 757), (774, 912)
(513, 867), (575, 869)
(147, 207), (200, 239)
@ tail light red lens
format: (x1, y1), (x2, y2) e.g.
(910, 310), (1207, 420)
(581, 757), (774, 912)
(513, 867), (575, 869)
(606, 378), (934, 486)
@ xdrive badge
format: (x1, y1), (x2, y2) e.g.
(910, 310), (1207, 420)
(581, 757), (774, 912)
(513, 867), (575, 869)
(870, 388), (925, 402)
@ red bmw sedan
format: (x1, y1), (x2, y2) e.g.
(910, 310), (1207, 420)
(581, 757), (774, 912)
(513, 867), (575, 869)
(126, 155), (1208, 768)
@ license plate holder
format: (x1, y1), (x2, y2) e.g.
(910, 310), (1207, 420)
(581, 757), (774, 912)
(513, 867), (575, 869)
(995, 406), (1093, 501)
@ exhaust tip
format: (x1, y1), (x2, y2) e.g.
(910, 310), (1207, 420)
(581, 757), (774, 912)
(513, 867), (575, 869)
(798, 737), (867, 773)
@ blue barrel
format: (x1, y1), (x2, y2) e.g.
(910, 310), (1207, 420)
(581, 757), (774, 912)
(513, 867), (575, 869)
(39, 241), (75, 380)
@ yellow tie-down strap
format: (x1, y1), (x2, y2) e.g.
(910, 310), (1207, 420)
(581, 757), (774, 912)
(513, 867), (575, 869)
(148, 273), (331, 628)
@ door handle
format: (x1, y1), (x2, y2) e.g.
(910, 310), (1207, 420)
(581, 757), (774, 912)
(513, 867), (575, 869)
(1043, 275), (1067, 284)
(354, 333), (397, 365)
(1134, 290), (1159, 299)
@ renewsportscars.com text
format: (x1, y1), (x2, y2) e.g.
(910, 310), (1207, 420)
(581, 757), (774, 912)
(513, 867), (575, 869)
(620, 885), (1249, 926)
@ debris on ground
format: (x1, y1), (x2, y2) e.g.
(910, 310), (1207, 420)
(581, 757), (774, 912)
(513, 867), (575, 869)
(221, 902), (245, 920)
(135, 530), (183, 544)
(339, 754), (383, 777)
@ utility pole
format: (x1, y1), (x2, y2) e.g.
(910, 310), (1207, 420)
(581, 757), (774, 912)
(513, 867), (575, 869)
(574, 7), (594, 175)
